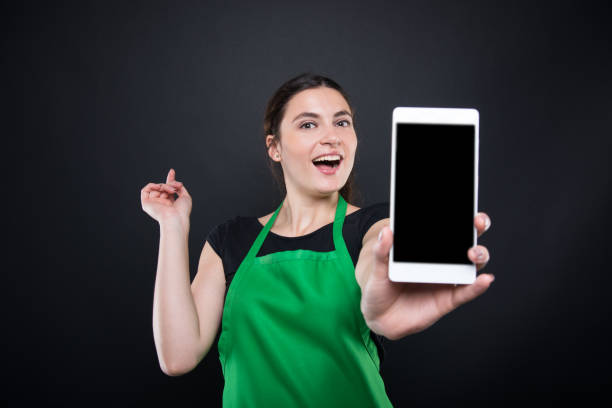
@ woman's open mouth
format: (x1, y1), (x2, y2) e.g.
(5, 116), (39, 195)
(312, 154), (342, 175)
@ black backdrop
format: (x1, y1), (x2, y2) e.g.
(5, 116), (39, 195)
(6, 0), (611, 406)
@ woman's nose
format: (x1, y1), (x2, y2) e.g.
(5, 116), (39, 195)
(320, 127), (342, 145)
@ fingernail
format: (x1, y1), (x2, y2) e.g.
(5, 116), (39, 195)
(474, 248), (484, 259)
(484, 216), (490, 230)
(378, 230), (383, 241)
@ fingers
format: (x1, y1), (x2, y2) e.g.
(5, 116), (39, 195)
(452, 273), (495, 307)
(472, 212), (491, 270)
(165, 169), (188, 196)
(468, 245), (490, 271)
(140, 171), (190, 204)
(141, 182), (162, 198)
(475, 212), (491, 237)
(141, 181), (177, 200)
(158, 183), (177, 195)
(141, 184), (159, 201)
(167, 179), (188, 197)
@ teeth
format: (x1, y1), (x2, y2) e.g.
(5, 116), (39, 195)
(313, 154), (342, 162)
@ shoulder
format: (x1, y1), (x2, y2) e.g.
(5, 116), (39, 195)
(208, 215), (244, 234)
(346, 202), (361, 215)
(346, 201), (390, 244)
(346, 201), (389, 223)
(206, 215), (258, 256)
(208, 215), (257, 238)
(257, 213), (271, 227)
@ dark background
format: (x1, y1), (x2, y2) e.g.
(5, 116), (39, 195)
(5, 0), (611, 406)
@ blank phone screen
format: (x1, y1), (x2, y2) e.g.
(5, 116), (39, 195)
(393, 123), (475, 264)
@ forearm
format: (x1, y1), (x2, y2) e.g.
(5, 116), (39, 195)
(362, 288), (406, 341)
(152, 220), (201, 374)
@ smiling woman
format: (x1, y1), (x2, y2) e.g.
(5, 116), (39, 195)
(142, 72), (493, 408)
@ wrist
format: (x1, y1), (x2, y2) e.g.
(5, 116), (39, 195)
(361, 307), (402, 341)
(159, 217), (189, 237)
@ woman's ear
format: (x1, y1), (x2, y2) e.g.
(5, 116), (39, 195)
(266, 134), (281, 162)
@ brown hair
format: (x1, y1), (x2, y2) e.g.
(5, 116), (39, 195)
(263, 72), (361, 205)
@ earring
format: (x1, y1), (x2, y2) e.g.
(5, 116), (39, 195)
(275, 153), (280, 159)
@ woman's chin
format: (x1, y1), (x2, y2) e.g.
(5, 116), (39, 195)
(312, 179), (347, 196)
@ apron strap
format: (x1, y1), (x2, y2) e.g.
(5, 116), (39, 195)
(243, 198), (284, 265)
(332, 194), (349, 255)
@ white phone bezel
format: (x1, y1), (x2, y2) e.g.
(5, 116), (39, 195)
(388, 107), (479, 285)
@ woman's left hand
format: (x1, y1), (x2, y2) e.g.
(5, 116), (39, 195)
(361, 213), (494, 340)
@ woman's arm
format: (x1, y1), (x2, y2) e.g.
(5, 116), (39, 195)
(152, 220), (226, 376)
(355, 214), (493, 341)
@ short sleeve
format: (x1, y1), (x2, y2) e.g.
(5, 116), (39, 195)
(358, 202), (389, 238)
(204, 216), (258, 289)
(205, 220), (229, 259)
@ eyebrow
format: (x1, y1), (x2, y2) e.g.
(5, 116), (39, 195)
(292, 110), (353, 123)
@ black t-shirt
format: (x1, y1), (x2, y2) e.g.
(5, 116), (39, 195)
(206, 201), (390, 364)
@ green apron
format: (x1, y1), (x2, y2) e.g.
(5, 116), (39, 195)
(218, 194), (394, 407)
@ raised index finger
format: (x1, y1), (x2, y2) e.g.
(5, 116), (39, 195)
(166, 168), (176, 184)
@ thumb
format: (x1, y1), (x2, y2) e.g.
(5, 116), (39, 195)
(372, 226), (393, 280)
(176, 182), (190, 198)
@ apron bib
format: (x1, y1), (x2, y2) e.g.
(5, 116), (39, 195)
(218, 195), (393, 407)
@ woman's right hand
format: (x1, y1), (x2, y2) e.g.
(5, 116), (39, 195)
(141, 168), (192, 232)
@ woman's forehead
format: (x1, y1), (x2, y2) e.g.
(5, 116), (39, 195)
(284, 87), (351, 117)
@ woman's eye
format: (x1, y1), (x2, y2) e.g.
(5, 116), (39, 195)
(337, 120), (351, 127)
(300, 122), (316, 129)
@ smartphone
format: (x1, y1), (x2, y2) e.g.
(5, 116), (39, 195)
(388, 107), (479, 284)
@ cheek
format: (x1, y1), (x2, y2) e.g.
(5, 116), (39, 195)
(347, 136), (358, 157)
(283, 140), (312, 166)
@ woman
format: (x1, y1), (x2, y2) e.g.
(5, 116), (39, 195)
(140, 73), (493, 407)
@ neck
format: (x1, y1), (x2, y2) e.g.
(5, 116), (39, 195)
(275, 188), (340, 237)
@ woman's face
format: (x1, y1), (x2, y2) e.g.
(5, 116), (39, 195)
(269, 87), (357, 198)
